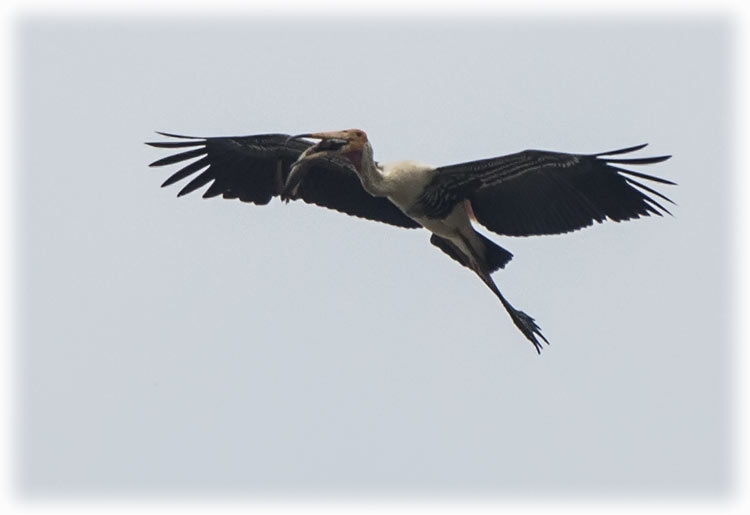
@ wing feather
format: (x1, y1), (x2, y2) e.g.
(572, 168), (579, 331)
(417, 145), (674, 236)
(146, 133), (420, 228)
(150, 148), (206, 167)
(160, 157), (210, 187)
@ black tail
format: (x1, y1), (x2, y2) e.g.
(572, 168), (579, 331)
(477, 232), (513, 272)
(430, 233), (512, 273)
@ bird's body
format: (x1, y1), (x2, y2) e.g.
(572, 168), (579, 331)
(362, 159), (473, 245)
(382, 163), (485, 272)
(147, 128), (674, 353)
(379, 161), (483, 261)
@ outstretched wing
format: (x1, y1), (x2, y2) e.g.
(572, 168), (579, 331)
(416, 144), (674, 236)
(146, 132), (421, 229)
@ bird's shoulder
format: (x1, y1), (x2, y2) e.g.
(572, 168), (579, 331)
(378, 160), (438, 207)
(381, 160), (436, 177)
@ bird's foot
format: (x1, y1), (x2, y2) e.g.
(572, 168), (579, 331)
(509, 309), (549, 354)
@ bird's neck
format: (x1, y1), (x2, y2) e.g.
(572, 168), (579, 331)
(354, 142), (388, 197)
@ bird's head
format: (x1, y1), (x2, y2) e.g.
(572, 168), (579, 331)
(281, 129), (371, 201)
(288, 128), (369, 170)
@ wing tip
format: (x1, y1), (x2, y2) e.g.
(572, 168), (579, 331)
(146, 131), (207, 152)
(154, 131), (202, 139)
(594, 143), (649, 156)
(176, 186), (192, 197)
(594, 144), (673, 170)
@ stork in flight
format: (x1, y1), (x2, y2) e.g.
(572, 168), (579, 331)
(147, 129), (674, 353)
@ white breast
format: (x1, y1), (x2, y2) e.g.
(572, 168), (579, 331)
(380, 160), (437, 211)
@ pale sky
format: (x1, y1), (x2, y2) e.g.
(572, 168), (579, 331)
(16, 14), (733, 497)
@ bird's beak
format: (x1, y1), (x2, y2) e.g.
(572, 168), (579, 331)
(286, 133), (313, 143)
(287, 131), (352, 146)
(288, 131), (353, 157)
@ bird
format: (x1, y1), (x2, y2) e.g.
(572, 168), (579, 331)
(146, 129), (674, 353)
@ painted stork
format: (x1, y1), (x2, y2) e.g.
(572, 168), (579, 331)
(146, 129), (674, 353)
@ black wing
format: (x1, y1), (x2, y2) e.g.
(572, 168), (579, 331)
(416, 144), (674, 236)
(146, 132), (420, 229)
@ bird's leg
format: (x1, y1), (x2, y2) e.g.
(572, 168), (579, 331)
(455, 234), (549, 353)
(474, 267), (549, 354)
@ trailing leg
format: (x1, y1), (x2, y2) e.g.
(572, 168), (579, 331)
(431, 233), (549, 353)
(472, 266), (549, 354)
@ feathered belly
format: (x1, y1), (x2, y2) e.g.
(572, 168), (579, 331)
(412, 202), (475, 240)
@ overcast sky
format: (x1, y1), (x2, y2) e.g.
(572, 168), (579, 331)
(15, 14), (734, 498)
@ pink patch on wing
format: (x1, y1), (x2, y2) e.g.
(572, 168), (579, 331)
(464, 199), (477, 221)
